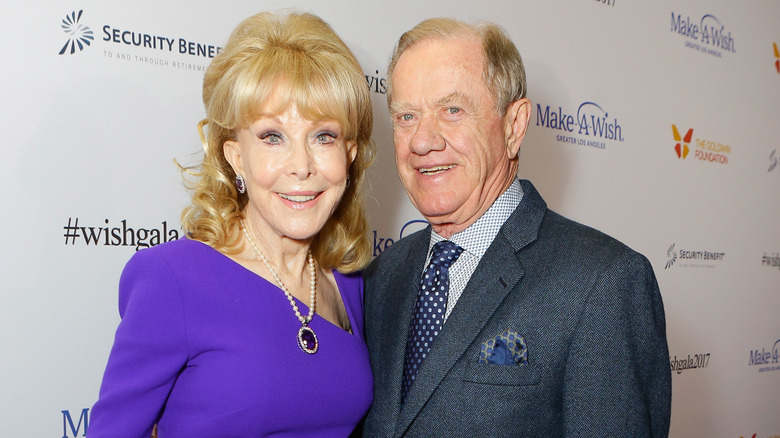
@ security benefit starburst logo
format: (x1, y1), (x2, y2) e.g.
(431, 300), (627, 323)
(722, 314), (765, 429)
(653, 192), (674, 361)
(59, 10), (93, 55)
(665, 243), (678, 269)
(672, 125), (692, 159)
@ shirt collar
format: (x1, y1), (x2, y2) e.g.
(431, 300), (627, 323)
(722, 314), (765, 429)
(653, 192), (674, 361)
(429, 178), (523, 258)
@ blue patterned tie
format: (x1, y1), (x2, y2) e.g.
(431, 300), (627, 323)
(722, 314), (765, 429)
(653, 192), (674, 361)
(401, 240), (464, 403)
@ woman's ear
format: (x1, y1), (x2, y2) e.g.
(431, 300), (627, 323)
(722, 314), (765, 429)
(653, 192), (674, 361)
(223, 139), (243, 177)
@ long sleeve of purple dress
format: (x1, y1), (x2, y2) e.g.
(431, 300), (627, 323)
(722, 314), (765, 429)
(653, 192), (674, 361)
(90, 238), (373, 437)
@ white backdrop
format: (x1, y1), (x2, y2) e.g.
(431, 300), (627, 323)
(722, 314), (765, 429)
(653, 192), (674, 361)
(2, 1), (779, 436)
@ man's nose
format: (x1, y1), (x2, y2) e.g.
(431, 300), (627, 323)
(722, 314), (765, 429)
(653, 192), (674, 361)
(408, 115), (445, 155)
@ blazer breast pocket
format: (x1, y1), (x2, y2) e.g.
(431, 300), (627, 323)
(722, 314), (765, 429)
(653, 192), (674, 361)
(463, 361), (541, 386)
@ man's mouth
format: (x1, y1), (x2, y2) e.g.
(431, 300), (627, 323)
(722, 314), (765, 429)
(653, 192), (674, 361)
(419, 165), (455, 175)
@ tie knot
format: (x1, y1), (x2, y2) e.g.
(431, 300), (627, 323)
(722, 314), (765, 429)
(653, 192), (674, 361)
(429, 240), (463, 269)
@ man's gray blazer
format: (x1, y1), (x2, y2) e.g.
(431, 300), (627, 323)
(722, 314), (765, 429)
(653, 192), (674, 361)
(362, 180), (671, 437)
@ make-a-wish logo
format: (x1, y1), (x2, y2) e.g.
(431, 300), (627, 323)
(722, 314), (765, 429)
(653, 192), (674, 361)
(672, 125), (692, 159)
(670, 124), (732, 165)
(664, 242), (725, 269)
(372, 219), (429, 257)
(748, 338), (780, 373)
(535, 101), (624, 150)
(670, 12), (736, 58)
(59, 10), (94, 55)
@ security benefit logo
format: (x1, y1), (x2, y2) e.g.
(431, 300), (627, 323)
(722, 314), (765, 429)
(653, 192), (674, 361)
(59, 10), (94, 55)
(664, 243), (725, 269)
(670, 124), (732, 165)
(748, 338), (780, 373)
(670, 11), (736, 58)
(56, 9), (223, 71)
(535, 101), (624, 150)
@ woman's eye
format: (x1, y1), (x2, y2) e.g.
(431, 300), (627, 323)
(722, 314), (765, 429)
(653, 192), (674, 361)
(315, 132), (337, 144)
(260, 132), (282, 144)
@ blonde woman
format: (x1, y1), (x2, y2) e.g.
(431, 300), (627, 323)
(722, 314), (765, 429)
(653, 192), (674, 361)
(90, 11), (374, 437)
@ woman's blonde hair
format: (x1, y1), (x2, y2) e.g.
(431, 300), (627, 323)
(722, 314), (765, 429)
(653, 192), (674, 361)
(180, 11), (375, 273)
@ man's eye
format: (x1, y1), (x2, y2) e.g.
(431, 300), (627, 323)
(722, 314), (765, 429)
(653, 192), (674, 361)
(401, 114), (414, 122)
(446, 107), (461, 114)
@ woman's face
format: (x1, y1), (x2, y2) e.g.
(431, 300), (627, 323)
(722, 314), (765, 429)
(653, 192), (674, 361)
(224, 101), (356, 244)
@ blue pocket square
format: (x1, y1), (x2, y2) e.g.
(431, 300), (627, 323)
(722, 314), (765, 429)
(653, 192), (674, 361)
(478, 330), (528, 366)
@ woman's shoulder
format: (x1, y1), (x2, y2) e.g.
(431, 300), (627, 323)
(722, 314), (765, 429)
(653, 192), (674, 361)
(128, 236), (215, 263)
(121, 237), (223, 280)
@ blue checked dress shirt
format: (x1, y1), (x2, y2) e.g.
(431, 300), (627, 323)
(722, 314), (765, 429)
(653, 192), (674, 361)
(428, 178), (524, 322)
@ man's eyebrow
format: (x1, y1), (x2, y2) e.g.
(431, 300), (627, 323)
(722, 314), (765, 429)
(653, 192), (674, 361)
(389, 101), (414, 116)
(436, 91), (472, 108)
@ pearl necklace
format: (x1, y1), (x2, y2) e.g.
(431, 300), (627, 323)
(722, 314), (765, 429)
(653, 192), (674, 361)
(241, 220), (319, 354)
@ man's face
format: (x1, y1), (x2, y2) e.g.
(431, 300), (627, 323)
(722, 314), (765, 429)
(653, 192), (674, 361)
(390, 36), (520, 237)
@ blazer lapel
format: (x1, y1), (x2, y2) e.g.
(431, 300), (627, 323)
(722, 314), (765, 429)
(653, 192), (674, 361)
(395, 179), (547, 436)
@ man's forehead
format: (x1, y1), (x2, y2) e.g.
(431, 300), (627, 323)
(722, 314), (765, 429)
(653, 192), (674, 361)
(389, 91), (473, 113)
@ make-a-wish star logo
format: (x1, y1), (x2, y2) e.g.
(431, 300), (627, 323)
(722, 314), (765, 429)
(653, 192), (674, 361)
(59, 10), (93, 55)
(672, 125), (693, 159)
(665, 243), (678, 269)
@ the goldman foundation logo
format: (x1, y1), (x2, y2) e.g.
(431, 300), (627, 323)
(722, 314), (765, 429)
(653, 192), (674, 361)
(672, 125), (692, 159)
(774, 42), (780, 73)
(671, 124), (732, 165)
(59, 10), (94, 55)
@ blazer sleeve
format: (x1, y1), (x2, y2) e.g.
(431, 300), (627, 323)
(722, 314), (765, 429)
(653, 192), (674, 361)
(562, 250), (671, 438)
(89, 249), (190, 438)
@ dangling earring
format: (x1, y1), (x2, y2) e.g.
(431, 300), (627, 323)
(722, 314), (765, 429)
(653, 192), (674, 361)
(346, 176), (351, 188)
(235, 174), (246, 194)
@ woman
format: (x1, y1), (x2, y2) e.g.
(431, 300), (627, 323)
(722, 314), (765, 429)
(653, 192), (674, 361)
(90, 11), (375, 437)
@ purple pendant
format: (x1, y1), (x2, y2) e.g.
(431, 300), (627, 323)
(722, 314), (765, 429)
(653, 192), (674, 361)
(297, 325), (318, 354)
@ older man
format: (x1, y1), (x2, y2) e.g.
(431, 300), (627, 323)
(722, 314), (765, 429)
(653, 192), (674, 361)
(363, 18), (671, 437)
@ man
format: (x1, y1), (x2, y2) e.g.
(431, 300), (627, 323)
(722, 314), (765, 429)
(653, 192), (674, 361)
(363, 18), (671, 437)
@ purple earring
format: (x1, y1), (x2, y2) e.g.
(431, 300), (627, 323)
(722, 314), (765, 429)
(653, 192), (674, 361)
(235, 174), (246, 194)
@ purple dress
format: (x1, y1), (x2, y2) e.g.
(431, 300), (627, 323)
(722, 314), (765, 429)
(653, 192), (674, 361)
(90, 238), (373, 437)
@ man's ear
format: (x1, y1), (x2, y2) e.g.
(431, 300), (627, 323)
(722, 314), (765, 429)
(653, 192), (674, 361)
(223, 139), (243, 177)
(503, 98), (532, 159)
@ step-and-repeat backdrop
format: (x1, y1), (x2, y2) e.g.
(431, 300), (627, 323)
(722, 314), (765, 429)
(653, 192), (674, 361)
(2, 0), (778, 436)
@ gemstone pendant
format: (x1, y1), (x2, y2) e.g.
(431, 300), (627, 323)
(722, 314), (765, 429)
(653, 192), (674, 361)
(297, 325), (318, 354)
